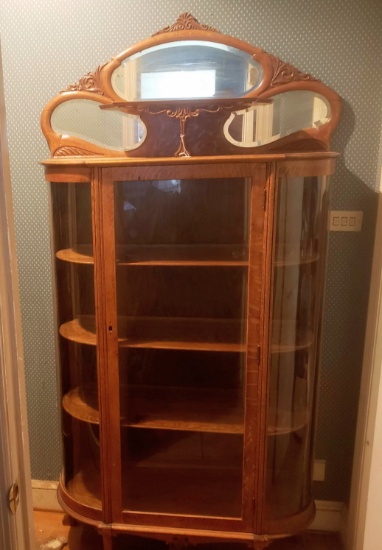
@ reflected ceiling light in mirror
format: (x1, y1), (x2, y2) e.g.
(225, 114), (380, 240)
(141, 70), (216, 99)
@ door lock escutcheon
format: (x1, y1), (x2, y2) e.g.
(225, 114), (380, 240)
(8, 482), (20, 514)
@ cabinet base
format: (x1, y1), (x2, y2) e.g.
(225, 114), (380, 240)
(58, 481), (315, 549)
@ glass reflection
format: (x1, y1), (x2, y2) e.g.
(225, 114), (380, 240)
(51, 99), (146, 151)
(224, 91), (331, 147)
(112, 40), (263, 100)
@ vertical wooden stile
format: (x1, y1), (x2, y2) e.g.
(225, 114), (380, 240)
(255, 163), (276, 534)
(242, 163), (267, 529)
(91, 167), (122, 523)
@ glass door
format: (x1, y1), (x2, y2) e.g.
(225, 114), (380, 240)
(109, 163), (265, 523)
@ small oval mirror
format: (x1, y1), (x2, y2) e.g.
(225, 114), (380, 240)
(51, 99), (146, 151)
(224, 91), (331, 148)
(111, 40), (263, 100)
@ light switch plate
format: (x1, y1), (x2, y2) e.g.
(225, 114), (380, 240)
(328, 210), (363, 232)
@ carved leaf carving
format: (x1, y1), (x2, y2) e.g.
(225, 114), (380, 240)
(269, 55), (319, 88)
(153, 12), (218, 36)
(54, 147), (100, 157)
(60, 63), (107, 95)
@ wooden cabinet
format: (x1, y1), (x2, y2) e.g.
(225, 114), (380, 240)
(41, 14), (340, 550)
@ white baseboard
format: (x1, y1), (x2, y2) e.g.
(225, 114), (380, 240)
(32, 480), (62, 512)
(31, 483), (347, 543)
(311, 500), (348, 548)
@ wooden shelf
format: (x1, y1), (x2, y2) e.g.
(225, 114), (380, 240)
(59, 315), (246, 352)
(274, 244), (319, 267)
(271, 320), (314, 353)
(63, 384), (244, 434)
(56, 244), (249, 266)
(63, 384), (308, 436)
(64, 460), (243, 519)
(63, 385), (99, 424)
(60, 316), (312, 353)
(65, 465), (101, 510)
(56, 245), (94, 264)
(267, 408), (309, 435)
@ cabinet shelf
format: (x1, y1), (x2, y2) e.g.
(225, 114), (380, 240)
(60, 316), (313, 353)
(56, 244), (249, 266)
(274, 244), (320, 267)
(63, 384), (308, 436)
(65, 462), (242, 518)
(63, 385), (244, 434)
(267, 408), (309, 435)
(65, 465), (102, 510)
(56, 243), (319, 268)
(271, 321), (314, 352)
(59, 316), (247, 352)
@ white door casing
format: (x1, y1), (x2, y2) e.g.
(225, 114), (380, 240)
(0, 39), (35, 550)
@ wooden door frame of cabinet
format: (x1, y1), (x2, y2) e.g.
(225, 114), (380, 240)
(90, 161), (269, 533)
(91, 167), (122, 523)
(253, 162), (277, 534)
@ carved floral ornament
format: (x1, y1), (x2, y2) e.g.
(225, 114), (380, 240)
(268, 55), (319, 87)
(152, 12), (219, 35)
(61, 62), (106, 95)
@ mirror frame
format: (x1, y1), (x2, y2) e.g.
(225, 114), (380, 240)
(41, 13), (341, 157)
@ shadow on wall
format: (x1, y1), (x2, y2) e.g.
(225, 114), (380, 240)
(314, 99), (379, 503)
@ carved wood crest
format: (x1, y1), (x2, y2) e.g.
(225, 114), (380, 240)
(61, 63), (107, 95)
(269, 55), (319, 88)
(153, 12), (218, 35)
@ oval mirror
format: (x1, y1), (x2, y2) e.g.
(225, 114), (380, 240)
(51, 99), (146, 151)
(224, 91), (331, 148)
(111, 40), (263, 100)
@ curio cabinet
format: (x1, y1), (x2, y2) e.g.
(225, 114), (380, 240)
(41, 13), (341, 550)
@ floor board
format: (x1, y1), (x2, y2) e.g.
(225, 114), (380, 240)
(34, 510), (344, 549)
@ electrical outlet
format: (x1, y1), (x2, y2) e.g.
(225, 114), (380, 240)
(313, 459), (326, 481)
(328, 210), (363, 232)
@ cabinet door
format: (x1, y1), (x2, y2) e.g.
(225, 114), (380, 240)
(50, 181), (102, 520)
(264, 169), (330, 532)
(97, 162), (267, 528)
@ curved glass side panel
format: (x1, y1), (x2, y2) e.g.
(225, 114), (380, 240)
(112, 40), (263, 100)
(51, 99), (146, 151)
(50, 182), (101, 511)
(224, 91), (331, 148)
(265, 175), (328, 521)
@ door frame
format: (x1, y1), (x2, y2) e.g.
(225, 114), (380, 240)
(348, 180), (382, 550)
(0, 39), (35, 550)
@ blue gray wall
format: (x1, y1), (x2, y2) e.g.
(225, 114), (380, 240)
(1, 0), (381, 501)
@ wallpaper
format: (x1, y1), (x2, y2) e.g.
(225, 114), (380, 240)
(0, 0), (381, 502)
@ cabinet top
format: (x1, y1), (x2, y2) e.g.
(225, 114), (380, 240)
(41, 13), (341, 160)
(41, 152), (339, 167)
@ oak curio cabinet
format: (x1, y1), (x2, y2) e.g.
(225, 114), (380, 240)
(41, 13), (341, 550)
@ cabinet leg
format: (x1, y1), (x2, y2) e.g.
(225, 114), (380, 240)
(62, 513), (78, 526)
(168, 537), (191, 549)
(101, 531), (113, 550)
(249, 541), (270, 550)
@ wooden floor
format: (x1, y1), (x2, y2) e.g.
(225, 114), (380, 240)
(34, 510), (344, 549)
